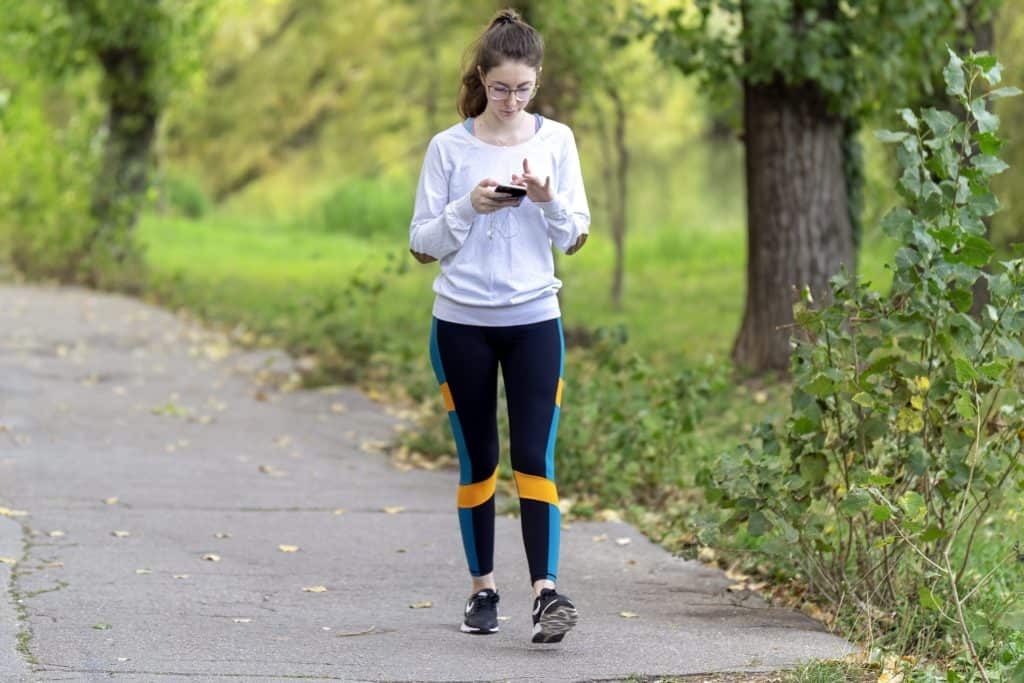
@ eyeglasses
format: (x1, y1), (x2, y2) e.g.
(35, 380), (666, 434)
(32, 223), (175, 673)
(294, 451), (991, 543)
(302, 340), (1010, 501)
(484, 82), (537, 102)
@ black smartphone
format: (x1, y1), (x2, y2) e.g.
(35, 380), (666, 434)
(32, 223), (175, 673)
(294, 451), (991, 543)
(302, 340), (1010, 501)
(494, 184), (527, 198)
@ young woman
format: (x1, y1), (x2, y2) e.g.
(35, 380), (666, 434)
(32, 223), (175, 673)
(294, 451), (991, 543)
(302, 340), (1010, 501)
(408, 9), (589, 644)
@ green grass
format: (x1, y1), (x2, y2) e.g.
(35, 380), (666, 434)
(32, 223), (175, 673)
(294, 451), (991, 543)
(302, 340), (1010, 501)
(138, 207), (899, 369)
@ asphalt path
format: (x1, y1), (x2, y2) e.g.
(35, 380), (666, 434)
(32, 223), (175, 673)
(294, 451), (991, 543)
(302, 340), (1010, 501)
(0, 284), (854, 682)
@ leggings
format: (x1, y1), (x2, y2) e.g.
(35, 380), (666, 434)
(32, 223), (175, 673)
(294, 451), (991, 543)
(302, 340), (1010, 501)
(429, 316), (564, 583)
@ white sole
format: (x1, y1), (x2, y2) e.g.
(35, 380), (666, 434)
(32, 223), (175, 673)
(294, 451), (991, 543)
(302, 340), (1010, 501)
(460, 622), (499, 634)
(532, 603), (578, 643)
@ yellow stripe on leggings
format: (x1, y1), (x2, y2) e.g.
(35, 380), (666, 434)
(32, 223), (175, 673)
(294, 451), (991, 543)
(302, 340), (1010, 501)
(457, 468), (498, 508)
(555, 378), (564, 407)
(440, 382), (455, 412)
(513, 470), (559, 506)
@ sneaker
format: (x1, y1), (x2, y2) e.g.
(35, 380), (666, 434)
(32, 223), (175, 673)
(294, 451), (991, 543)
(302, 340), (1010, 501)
(461, 588), (500, 634)
(531, 588), (578, 643)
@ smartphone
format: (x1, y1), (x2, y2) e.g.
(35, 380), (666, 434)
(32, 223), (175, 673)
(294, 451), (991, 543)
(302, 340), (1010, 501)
(494, 184), (527, 198)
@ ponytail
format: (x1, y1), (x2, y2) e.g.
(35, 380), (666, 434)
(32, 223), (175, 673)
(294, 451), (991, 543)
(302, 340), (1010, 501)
(458, 9), (544, 118)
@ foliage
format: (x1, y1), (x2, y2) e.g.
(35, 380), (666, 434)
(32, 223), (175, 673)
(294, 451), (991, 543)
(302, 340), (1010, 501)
(0, 0), (215, 286)
(556, 328), (730, 506)
(305, 178), (414, 239)
(699, 51), (1024, 676)
(157, 174), (210, 220)
(637, 0), (1000, 120)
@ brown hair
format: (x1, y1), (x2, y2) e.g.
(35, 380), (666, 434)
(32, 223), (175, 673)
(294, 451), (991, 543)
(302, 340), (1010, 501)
(458, 9), (544, 119)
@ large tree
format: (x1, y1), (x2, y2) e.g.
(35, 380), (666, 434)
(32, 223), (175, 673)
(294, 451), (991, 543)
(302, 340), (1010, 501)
(645, 0), (999, 372)
(0, 0), (211, 288)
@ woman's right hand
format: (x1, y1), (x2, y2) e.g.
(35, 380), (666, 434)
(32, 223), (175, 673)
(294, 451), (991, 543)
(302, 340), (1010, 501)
(470, 178), (522, 214)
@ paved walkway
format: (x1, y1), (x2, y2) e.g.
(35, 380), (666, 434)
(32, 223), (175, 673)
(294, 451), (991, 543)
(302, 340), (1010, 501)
(0, 285), (853, 682)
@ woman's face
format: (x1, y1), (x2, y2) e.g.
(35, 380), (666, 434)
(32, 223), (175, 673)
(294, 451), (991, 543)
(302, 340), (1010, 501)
(480, 60), (539, 121)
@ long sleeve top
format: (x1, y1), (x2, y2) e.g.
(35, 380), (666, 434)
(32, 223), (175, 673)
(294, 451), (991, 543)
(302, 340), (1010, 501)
(409, 116), (590, 326)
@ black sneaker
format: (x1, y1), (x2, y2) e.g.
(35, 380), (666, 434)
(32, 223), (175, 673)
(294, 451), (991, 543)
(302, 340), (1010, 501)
(461, 588), (500, 634)
(531, 588), (578, 643)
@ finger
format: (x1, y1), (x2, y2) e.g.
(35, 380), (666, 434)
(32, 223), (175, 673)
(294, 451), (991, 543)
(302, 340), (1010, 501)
(544, 176), (551, 193)
(479, 178), (499, 188)
(522, 158), (531, 175)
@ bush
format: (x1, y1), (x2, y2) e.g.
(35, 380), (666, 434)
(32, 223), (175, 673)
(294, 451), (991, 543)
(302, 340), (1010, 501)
(307, 177), (413, 239)
(556, 326), (730, 508)
(159, 174), (210, 219)
(0, 79), (98, 281)
(699, 51), (1024, 677)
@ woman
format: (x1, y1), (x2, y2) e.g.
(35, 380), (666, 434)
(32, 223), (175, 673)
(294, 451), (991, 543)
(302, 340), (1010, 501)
(408, 8), (589, 644)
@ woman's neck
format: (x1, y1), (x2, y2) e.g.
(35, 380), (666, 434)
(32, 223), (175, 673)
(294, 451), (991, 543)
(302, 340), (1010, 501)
(475, 109), (531, 146)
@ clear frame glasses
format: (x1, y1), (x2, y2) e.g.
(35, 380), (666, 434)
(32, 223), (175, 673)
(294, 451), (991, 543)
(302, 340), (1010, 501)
(484, 82), (537, 102)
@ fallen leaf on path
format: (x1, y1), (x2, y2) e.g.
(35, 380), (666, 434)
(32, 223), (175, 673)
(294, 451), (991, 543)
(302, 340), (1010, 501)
(103, 497), (119, 505)
(135, 569), (151, 575)
(0, 507), (28, 518)
(615, 537), (631, 546)
(232, 618), (252, 623)
(337, 626), (377, 637)
(112, 386), (127, 396)
(0, 557), (16, 564)
(303, 585), (328, 593)
(330, 402), (348, 414)
(92, 623), (112, 630)
(360, 439), (388, 453)
(497, 616), (511, 622)
(278, 545), (300, 553)
(591, 534), (608, 543)
(202, 554), (221, 562)
(409, 601), (433, 609)
(116, 657), (128, 662)
(619, 611), (639, 619)
(727, 583), (747, 593)
(258, 464), (287, 477)
(111, 530), (131, 538)
(173, 574), (190, 579)
(725, 565), (750, 583)
(214, 532), (231, 539)
(274, 435), (293, 448)
(48, 530), (65, 538)
(332, 508), (345, 516)
(382, 506), (405, 514)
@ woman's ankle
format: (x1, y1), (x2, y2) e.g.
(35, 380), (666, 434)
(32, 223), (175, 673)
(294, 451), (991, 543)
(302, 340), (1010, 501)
(532, 579), (555, 598)
(471, 573), (497, 593)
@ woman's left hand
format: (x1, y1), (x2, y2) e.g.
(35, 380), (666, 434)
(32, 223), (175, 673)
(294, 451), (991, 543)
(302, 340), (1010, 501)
(511, 158), (553, 204)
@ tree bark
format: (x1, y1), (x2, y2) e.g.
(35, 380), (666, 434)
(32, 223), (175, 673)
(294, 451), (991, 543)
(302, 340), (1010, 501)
(78, 44), (159, 287)
(732, 79), (855, 373)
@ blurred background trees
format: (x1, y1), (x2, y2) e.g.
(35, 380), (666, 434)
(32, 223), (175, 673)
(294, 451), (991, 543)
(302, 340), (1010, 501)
(1, 0), (1023, 369)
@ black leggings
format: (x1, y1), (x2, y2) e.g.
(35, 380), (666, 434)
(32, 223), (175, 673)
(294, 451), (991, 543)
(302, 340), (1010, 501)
(429, 316), (564, 583)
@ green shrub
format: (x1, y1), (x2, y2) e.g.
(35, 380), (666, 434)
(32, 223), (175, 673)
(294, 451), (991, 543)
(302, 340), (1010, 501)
(159, 174), (209, 219)
(557, 327), (730, 507)
(0, 79), (98, 281)
(307, 177), (413, 238)
(699, 51), (1023, 677)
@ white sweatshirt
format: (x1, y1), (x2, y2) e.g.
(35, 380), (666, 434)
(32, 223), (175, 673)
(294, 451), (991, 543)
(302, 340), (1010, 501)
(409, 116), (590, 326)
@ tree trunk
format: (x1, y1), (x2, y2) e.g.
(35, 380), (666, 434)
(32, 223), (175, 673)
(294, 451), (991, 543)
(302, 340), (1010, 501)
(732, 79), (855, 373)
(79, 45), (159, 289)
